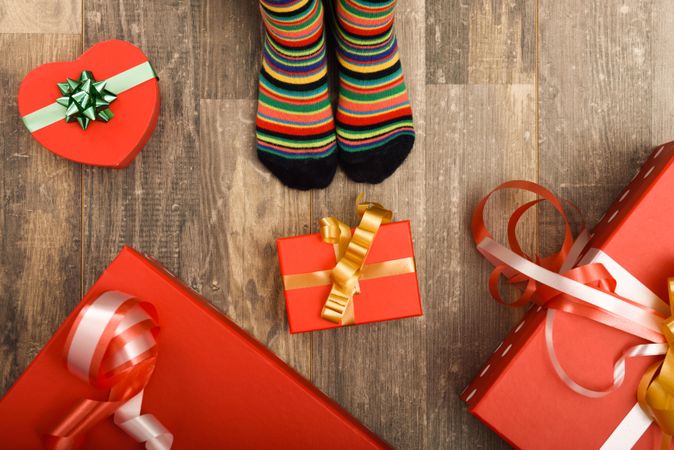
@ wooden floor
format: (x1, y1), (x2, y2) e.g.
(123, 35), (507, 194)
(1, 1), (673, 448)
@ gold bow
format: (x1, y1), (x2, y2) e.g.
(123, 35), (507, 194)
(639, 278), (674, 450)
(319, 195), (392, 325)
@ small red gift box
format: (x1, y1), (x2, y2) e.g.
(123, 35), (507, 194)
(277, 209), (422, 333)
(18, 40), (160, 168)
(462, 143), (674, 449)
(0, 247), (389, 449)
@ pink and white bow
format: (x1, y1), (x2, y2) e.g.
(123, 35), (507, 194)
(44, 291), (173, 450)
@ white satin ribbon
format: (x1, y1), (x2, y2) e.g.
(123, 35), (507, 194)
(66, 291), (173, 450)
(542, 248), (670, 399)
(600, 403), (655, 450)
(115, 391), (173, 450)
(477, 238), (666, 337)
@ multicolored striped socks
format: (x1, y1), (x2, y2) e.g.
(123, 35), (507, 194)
(256, 0), (415, 190)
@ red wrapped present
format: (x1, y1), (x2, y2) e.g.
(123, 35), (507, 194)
(462, 142), (674, 449)
(18, 40), (160, 168)
(0, 247), (390, 450)
(277, 198), (422, 333)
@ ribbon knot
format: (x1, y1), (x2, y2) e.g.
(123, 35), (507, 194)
(319, 196), (392, 325)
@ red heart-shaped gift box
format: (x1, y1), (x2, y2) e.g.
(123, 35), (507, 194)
(18, 40), (160, 168)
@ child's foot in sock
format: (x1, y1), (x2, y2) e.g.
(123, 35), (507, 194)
(256, 0), (338, 190)
(332, 0), (415, 184)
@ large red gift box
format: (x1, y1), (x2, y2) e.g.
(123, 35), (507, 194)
(277, 220), (423, 334)
(462, 142), (674, 449)
(0, 247), (389, 449)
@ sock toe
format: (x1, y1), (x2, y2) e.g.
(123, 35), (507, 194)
(258, 151), (337, 190)
(339, 134), (414, 184)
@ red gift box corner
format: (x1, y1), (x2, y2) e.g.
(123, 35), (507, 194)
(0, 246), (390, 450)
(462, 141), (674, 449)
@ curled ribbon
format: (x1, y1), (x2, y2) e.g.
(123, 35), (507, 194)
(472, 180), (674, 449)
(319, 195), (393, 325)
(45, 291), (173, 450)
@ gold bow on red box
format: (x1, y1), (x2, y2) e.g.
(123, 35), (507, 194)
(281, 195), (416, 326)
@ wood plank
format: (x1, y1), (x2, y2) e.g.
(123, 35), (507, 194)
(195, 99), (311, 374)
(651, 0), (674, 145)
(81, 1), (202, 316)
(426, 0), (469, 84)
(426, 1), (536, 448)
(310, 1), (428, 447)
(538, 0), (652, 249)
(0, 0), (81, 34)
(0, 34), (81, 395)
(468, 0), (535, 84)
(199, 0), (260, 100)
(425, 83), (536, 449)
(426, 0), (535, 85)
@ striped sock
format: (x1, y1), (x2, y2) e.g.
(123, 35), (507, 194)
(332, 0), (415, 183)
(256, 0), (338, 190)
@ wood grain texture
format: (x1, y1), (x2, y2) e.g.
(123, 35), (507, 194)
(82, 0), (200, 283)
(425, 83), (536, 449)
(651, 1), (674, 145)
(193, 99), (311, 374)
(426, 0), (469, 84)
(468, 0), (535, 84)
(199, 0), (261, 100)
(4, 0), (674, 449)
(0, 0), (81, 34)
(538, 0), (653, 249)
(426, 0), (535, 84)
(0, 34), (81, 394)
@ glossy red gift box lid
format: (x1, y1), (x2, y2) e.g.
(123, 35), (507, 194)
(277, 221), (423, 333)
(0, 247), (389, 450)
(462, 143), (674, 449)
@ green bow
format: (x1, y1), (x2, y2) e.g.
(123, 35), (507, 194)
(56, 71), (117, 130)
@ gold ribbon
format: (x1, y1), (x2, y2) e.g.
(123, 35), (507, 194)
(320, 196), (392, 325)
(638, 278), (674, 450)
(282, 195), (416, 326)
